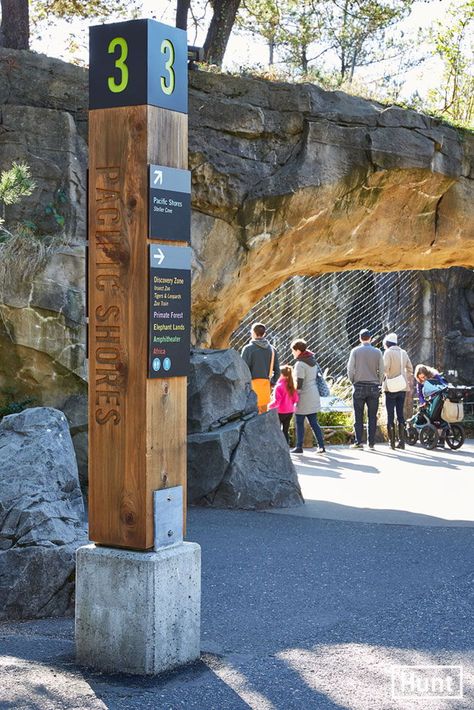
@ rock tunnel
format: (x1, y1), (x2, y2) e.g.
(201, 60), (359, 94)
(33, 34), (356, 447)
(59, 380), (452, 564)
(188, 71), (474, 348)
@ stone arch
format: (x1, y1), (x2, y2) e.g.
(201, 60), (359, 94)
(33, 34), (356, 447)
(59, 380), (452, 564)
(188, 72), (474, 347)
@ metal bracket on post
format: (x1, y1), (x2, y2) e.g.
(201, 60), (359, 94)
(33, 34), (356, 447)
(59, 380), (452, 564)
(153, 486), (183, 549)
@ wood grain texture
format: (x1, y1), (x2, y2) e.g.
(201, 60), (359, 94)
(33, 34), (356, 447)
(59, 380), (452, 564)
(88, 105), (188, 549)
(145, 106), (188, 546)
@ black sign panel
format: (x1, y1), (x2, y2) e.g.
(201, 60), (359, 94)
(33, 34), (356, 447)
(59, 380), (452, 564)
(89, 19), (187, 113)
(149, 165), (191, 242)
(149, 245), (191, 378)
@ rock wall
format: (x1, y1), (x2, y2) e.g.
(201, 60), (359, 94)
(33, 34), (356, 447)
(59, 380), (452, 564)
(0, 47), (473, 411)
(0, 50), (88, 468)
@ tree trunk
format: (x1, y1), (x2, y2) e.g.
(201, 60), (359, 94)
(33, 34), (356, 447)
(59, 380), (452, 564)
(0, 0), (29, 50)
(176, 0), (191, 31)
(301, 46), (308, 74)
(203, 0), (241, 67)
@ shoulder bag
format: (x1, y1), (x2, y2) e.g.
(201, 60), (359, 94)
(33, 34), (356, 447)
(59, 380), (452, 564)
(316, 365), (331, 397)
(386, 349), (406, 393)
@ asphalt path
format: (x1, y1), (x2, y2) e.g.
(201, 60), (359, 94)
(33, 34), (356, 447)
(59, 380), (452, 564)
(1, 445), (473, 709)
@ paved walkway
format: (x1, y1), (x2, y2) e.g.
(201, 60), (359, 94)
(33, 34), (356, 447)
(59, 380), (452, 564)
(1, 443), (473, 709)
(281, 440), (474, 526)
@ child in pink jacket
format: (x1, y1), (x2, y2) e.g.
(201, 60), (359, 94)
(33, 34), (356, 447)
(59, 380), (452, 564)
(268, 365), (299, 444)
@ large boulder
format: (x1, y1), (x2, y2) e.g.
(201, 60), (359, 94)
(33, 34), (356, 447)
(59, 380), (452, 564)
(188, 348), (257, 433)
(0, 407), (86, 620)
(187, 420), (243, 502)
(187, 349), (303, 509)
(203, 410), (304, 509)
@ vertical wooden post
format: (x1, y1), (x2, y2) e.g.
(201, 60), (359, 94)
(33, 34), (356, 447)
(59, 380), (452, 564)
(88, 20), (189, 550)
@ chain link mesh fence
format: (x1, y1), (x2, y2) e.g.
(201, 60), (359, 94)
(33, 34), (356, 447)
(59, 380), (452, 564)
(230, 270), (430, 378)
(230, 270), (433, 438)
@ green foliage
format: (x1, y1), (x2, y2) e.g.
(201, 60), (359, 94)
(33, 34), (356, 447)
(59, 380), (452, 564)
(0, 162), (36, 248)
(237, 0), (283, 64)
(322, 0), (415, 83)
(238, 0), (324, 75)
(423, 0), (474, 128)
(30, 0), (142, 62)
(237, 0), (417, 83)
(18, 187), (69, 237)
(0, 163), (66, 300)
(318, 410), (352, 427)
(0, 162), (35, 211)
(45, 188), (68, 228)
(0, 162), (67, 242)
(32, 0), (136, 21)
(283, 0), (325, 75)
(318, 405), (353, 444)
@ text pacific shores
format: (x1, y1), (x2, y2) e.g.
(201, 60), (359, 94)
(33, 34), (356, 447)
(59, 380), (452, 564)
(92, 166), (124, 426)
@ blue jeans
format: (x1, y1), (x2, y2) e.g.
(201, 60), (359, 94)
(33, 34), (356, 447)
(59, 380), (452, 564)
(353, 382), (380, 446)
(385, 391), (406, 428)
(295, 413), (325, 449)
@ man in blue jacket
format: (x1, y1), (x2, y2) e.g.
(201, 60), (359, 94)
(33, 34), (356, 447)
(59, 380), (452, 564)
(241, 322), (280, 414)
(347, 328), (384, 449)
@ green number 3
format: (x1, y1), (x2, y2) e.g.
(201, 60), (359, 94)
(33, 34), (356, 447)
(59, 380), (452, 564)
(160, 39), (175, 95)
(108, 37), (129, 93)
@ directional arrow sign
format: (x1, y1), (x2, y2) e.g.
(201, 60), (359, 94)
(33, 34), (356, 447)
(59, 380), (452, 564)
(149, 245), (191, 378)
(153, 247), (165, 264)
(149, 164), (190, 242)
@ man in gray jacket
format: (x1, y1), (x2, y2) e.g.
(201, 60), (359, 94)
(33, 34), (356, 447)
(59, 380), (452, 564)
(347, 328), (384, 449)
(241, 322), (280, 413)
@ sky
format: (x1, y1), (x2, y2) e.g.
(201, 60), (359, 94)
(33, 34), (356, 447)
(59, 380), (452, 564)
(30, 0), (466, 101)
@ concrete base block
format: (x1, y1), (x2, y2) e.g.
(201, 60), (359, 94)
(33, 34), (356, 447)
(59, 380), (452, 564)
(75, 542), (201, 675)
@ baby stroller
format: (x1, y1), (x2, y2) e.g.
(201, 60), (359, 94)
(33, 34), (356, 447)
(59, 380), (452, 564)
(405, 385), (472, 450)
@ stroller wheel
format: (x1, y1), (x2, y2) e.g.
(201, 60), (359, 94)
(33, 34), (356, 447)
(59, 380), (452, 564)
(405, 425), (418, 446)
(420, 424), (439, 450)
(445, 423), (465, 450)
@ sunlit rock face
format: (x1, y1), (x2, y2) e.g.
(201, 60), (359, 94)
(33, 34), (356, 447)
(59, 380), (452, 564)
(188, 71), (473, 346)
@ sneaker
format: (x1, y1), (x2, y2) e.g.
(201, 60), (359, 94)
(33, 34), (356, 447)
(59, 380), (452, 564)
(350, 443), (363, 449)
(291, 447), (303, 454)
(368, 444), (375, 450)
(316, 447), (326, 454)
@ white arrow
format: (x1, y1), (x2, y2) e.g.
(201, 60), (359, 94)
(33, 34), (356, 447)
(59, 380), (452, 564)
(153, 169), (163, 186)
(153, 247), (165, 265)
